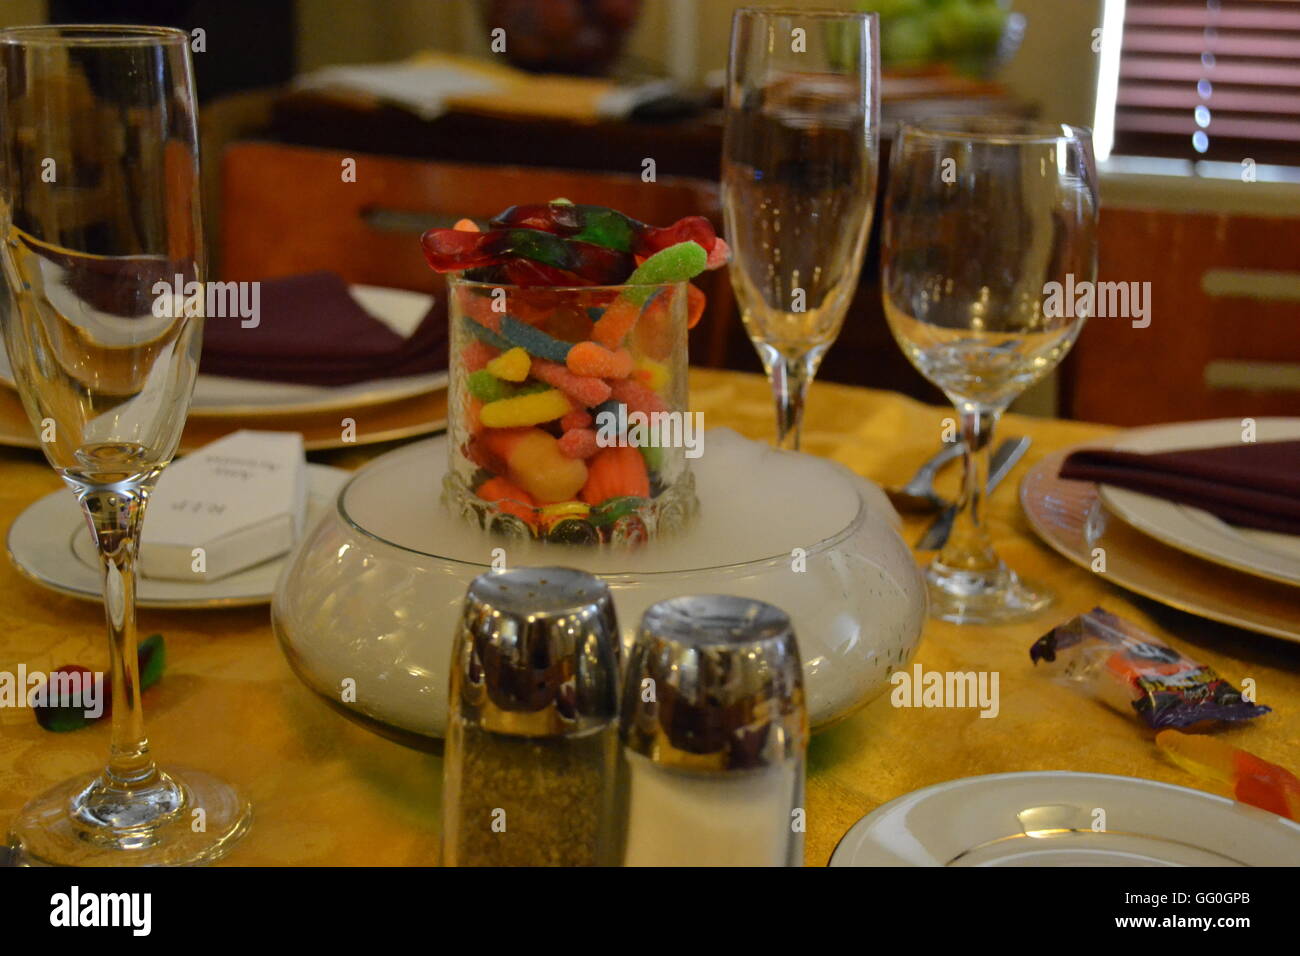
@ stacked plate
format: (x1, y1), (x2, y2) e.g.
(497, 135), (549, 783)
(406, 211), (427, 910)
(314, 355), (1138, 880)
(1021, 417), (1300, 643)
(0, 284), (448, 453)
(3, 284), (449, 609)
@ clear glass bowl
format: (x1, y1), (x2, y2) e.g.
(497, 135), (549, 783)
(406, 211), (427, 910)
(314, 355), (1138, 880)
(272, 432), (927, 749)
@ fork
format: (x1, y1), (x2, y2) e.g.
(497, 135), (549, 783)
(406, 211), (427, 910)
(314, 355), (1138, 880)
(916, 437), (1032, 551)
(884, 440), (966, 514)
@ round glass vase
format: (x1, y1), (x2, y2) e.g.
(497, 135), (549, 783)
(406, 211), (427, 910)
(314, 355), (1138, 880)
(444, 277), (697, 546)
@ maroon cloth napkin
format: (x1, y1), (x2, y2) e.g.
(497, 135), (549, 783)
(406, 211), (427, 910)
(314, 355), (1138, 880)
(1060, 440), (1300, 535)
(200, 272), (448, 386)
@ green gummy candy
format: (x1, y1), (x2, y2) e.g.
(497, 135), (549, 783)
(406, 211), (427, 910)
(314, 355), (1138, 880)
(629, 241), (707, 285)
(638, 442), (664, 473)
(623, 241), (707, 306)
(467, 369), (511, 403)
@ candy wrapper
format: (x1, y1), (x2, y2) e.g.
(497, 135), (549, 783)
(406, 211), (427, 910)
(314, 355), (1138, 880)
(1029, 608), (1270, 729)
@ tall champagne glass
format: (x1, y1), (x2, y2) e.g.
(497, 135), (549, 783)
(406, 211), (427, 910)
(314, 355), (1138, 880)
(883, 118), (1098, 625)
(0, 25), (250, 865)
(723, 8), (879, 451)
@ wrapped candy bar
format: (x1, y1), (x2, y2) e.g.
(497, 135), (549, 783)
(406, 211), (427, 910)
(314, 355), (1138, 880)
(1029, 607), (1270, 729)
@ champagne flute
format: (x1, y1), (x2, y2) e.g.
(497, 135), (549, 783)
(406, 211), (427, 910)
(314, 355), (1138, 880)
(0, 25), (250, 865)
(723, 7), (879, 451)
(882, 117), (1098, 625)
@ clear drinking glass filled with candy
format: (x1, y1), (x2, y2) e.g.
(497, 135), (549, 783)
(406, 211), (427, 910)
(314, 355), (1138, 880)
(422, 202), (728, 546)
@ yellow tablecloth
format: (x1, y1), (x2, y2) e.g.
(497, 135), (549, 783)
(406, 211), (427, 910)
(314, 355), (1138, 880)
(1, 368), (1297, 866)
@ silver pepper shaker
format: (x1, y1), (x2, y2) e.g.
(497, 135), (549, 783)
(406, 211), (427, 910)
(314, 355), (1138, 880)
(442, 566), (621, 867)
(621, 594), (808, 866)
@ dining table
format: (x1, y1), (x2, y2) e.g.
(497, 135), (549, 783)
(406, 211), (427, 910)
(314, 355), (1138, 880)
(2, 367), (1297, 866)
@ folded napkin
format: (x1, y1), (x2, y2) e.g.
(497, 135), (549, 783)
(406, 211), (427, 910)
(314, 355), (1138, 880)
(201, 272), (447, 387)
(1060, 440), (1300, 535)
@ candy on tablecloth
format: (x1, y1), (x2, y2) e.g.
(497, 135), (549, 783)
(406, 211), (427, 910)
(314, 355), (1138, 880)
(558, 428), (600, 459)
(1029, 608), (1271, 729)
(581, 445), (650, 505)
(483, 427), (588, 504)
(567, 341), (634, 379)
(34, 634), (165, 732)
(501, 315), (573, 363)
(561, 408), (593, 431)
(531, 358), (612, 407)
(421, 226), (634, 284)
(1156, 729), (1300, 820)
(486, 346), (531, 382)
(609, 377), (668, 416)
(480, 387), (572, 429)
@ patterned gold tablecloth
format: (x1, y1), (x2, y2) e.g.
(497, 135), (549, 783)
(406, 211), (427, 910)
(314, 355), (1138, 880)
(1, 368), (1297, 866)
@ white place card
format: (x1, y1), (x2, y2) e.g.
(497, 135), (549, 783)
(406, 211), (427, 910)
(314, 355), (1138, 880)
(140, 430), (307, 582)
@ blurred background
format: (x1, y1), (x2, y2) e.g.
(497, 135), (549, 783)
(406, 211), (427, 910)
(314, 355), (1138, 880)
(3, 0), (1297, 424)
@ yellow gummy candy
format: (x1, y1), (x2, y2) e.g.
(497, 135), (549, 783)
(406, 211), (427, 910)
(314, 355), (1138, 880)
(480, 388), (571, 429)
(486, 346), (531, 382)
(635, 356), (669, 392)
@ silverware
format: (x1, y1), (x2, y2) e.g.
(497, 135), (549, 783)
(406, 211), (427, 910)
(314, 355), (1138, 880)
(916, 437), (1032, 551)
(884, 440), (966, 514)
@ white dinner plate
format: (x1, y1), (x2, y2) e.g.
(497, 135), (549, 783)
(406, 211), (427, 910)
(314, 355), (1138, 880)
(829, 771), (1300, 867)
(0, 284), (447, 418)
(1097, 418), (1300, 588)
(6, 464), (350, 609)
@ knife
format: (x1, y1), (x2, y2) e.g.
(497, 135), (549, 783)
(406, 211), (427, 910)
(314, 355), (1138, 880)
(915, 436), (1032, 551)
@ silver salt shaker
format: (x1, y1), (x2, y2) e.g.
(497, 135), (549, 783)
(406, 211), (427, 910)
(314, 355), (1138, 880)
(621, 594), (808, 866)
(442, 566), (621, 867)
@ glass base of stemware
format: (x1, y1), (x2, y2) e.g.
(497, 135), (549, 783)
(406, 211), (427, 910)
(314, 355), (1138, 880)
(6, 766), (250, 867)
(925, 559), (1053, 625)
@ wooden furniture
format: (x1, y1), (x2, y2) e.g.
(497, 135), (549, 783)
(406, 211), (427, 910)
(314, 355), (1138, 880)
(1064, 206), (1300, 426)
(219, 142), (735, 367)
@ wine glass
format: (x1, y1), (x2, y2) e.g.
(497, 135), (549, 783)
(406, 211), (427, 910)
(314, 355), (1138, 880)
(722, 8), (879, 451)
(0, 25), (250, 865)
(882, 117), (1098, 625)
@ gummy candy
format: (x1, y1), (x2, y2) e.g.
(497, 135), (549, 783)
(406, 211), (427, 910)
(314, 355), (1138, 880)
(558, 428), (600, 459)
(486, 346), (531, 382)
(530, 358), (612, 407)
(491, 202), (719, 260)
(480, 387), (572, 429)
(501, 315), (573, 363)
(483, 427), (588, 504)
(566, 341), (633, 379)
(1156, 729), (1300, 821)
(421, 226), (634, 284)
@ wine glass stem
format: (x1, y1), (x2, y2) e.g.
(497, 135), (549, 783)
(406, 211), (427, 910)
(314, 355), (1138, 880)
(938, 401), (1002, 573)
(75, 483), (159, 790)
(762, 345), (821, 452)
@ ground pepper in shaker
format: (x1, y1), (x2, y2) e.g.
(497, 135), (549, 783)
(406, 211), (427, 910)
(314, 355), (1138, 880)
(441, 566), (621, 867)
(621, 594), (808, 866)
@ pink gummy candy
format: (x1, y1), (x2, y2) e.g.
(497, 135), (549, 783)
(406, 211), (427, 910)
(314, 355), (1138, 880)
(609, 377), (668, 415)
(558, 428), (600, 459)
(531, 359), (613, 407)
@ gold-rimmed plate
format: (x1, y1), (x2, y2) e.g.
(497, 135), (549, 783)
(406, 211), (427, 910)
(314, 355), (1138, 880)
(0, 384), (446, 455)
(829, 771), (1300, 866)
(1020, 448), (1300, 643)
